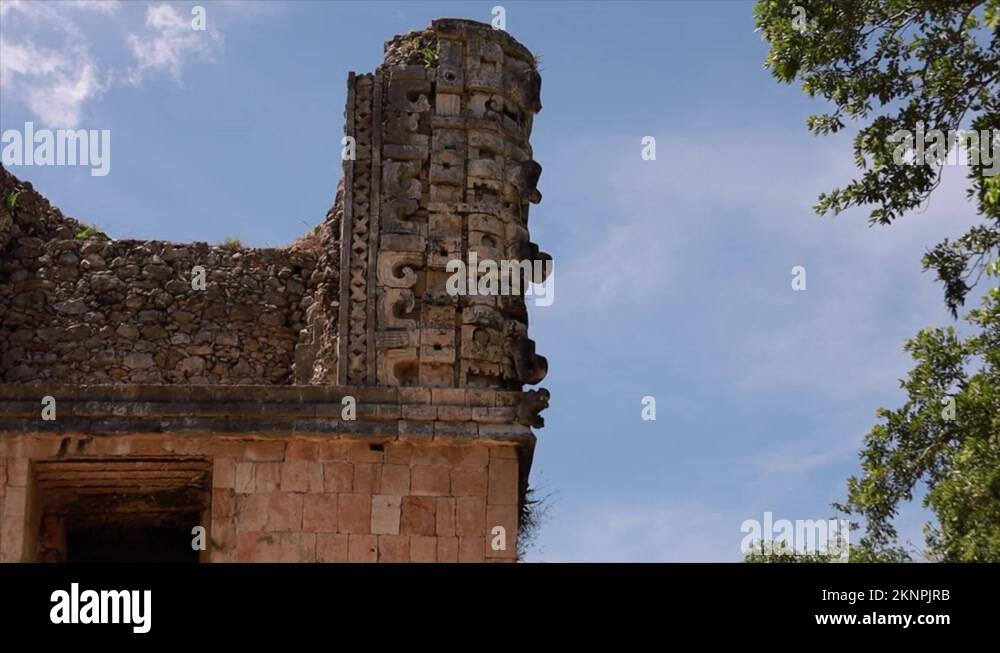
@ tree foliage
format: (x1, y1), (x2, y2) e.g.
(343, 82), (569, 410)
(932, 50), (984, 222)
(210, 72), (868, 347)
(756, 0), (999, 315)
(756, 0), (1000, 561)
(836, 269), (1000, 561)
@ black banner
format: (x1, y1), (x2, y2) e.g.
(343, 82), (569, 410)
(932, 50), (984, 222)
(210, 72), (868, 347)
(1, 563), (993, 641)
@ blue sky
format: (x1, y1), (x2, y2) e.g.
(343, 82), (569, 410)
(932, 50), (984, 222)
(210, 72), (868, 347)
(0, 0), (985, 560)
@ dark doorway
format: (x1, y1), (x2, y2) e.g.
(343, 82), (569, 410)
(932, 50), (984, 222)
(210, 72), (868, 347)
(65, 513), (202, 563)
(33, 457), (212, 563)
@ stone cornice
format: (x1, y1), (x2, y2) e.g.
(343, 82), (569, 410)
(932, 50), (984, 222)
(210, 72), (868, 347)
(0, 384), (547, 447)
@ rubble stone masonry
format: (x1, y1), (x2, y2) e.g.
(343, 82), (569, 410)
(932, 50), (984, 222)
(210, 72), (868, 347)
(0, 19), (548, 562)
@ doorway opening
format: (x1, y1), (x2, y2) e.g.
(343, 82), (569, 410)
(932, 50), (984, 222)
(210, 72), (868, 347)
(33, 456), (212, 563)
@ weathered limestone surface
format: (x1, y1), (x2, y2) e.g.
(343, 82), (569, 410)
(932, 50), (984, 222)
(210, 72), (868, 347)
(341, 18), (550, 390)
(0, 433), (522, 563)
(0, 19), (548, 563)
(0, 168), (324, 385)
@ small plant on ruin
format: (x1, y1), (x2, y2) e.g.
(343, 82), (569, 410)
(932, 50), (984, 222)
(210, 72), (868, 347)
(75, 225), (100, 241)
(5, 190), (21, 210)
(518, 484), (554, 560)
(219, 237), (245, 250)
(422, 45), (439, 68)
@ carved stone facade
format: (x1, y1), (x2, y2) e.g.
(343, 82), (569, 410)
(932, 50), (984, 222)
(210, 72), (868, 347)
(0, 19), (548, 563)
(337, 19), (550, 391)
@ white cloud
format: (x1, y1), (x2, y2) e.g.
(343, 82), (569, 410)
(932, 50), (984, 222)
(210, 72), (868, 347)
(65, 0), (122, 13)
(546, 130), (983, 402)
(528, 131), (984, 560)
(0, 5), (110, 127)
(747, 438), (862, 478)
(1, 0), (240, 126)
(127, 3), (223, 83)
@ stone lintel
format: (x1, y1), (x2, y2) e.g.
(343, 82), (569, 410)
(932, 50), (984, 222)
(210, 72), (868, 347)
(0, 384), (541, 447)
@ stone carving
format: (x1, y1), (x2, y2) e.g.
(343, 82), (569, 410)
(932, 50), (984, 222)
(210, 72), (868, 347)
(356, 18), (552, 390)
(517, 388), (551, 428)
(0, 19), (549, 397)
(343, 75), (375, 385)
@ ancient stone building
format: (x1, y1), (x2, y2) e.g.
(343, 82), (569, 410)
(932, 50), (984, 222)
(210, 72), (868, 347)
(0, 19), (549, 563)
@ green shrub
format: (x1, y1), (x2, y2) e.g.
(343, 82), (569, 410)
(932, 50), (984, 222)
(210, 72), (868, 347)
(75, 225), (100, 241)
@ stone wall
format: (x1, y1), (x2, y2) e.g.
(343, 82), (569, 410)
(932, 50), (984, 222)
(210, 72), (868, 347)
(0, 435), (519, 562)
(0, 436), (519, 563)
(0, 18), (549, 563)
(0, 18), (551, 392)
(0, 166), (325, 385)
(0, 383), (532, 563)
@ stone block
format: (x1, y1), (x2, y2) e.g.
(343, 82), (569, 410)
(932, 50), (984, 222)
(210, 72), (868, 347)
(456, 496), (486, 537)
(398, 387), (431, 404)
(253, 462), (281, 493)
(3, 486), (26, 518)
(323, 461), (354, 492)
(437, 536), (459, 563)
(266, 493), (303, 532)
(237, 531), (280, 563)
(352, 463), (381, 494)
(459, 536), (485, 563)
(398, 420), (435, 440)
(316, 533), (349, 562)
(236, 493), (268, 533)
(410, 536), (437, 563)
(436, 497), (456, 537)
(402, 404), (437, 420)
(281, 460), (324, 493)
(371, 495), (401, 535)
(432, 388), (467, 405)
(378, 535), (410, 563)
(345, 442), (384, 464)
(348, 534), (378, 562)
(243, 439), (286, 461)
(7, 459), (29, 487)
(400, 496), (436, 536)
(338, 494), (372, 534)
(410, 465), (450, 496)
(279, 532), (316, 562)
(303, 493), (339, 533)
(212, 489), (235, 519)
(451, 466), (488, 496)
(379, 464), (410, 495)
(285, 440), (320, 460)
(234, 462), (255, 494)
(488, 457), (518, 505)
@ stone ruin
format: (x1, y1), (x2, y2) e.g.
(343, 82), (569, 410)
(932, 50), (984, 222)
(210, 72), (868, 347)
(0, 19), (550, 563)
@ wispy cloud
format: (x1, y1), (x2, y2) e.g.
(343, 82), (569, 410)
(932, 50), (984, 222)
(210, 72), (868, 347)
(747, 438), (862, 477)
(0, 1), (114, 126)
(528, 501), (736, 562)
(530, 129), (982, 560)
(0, 0), (256, 127)
(65, 0), (122, 13)
(126, 3), (223, 83)
(0, 0), (111, 128)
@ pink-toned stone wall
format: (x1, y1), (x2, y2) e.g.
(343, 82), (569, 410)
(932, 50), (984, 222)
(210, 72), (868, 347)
(0, 434), (519, 563)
